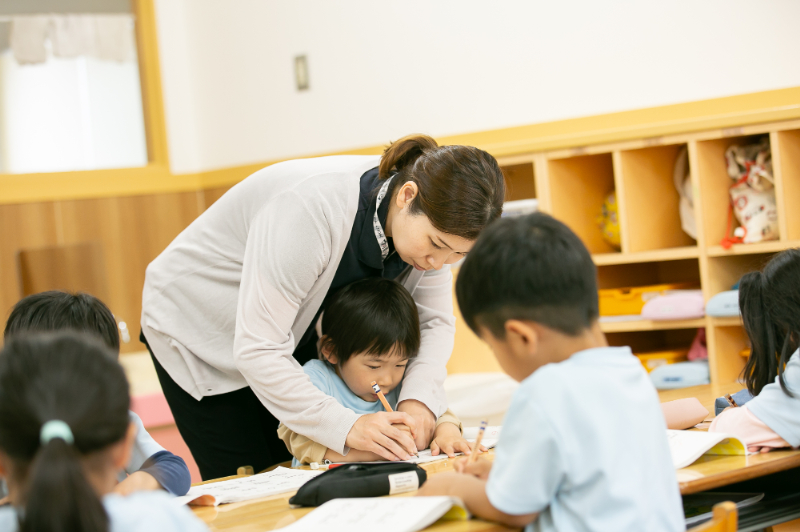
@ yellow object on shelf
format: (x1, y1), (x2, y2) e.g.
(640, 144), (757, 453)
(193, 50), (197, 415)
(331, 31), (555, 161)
(636, 349), (689, 373)
(740, 348), (751, 358)
(598, 282), (699, 317)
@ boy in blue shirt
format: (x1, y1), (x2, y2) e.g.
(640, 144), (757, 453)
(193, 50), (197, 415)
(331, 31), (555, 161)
(3, 291), (191, 497)
(419, 213), (685, 532)
(278, 277), (470, 464)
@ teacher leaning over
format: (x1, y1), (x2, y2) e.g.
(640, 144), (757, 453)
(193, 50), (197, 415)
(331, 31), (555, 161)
(140, 135), (506, 480)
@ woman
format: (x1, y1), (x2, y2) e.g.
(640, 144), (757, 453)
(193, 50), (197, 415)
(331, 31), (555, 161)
(140, 135), (505, 480)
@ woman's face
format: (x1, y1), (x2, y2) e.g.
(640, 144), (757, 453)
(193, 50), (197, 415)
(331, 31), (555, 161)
(386, 182), (474, 271)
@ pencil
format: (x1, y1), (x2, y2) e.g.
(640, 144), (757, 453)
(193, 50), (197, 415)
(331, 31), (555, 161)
(468, 420), (488, 463)
(371, 381), (393, 412)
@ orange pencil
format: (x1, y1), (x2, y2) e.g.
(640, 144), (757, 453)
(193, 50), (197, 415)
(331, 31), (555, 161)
(371, 381), (393, 412)
(468, 420), (488, 463)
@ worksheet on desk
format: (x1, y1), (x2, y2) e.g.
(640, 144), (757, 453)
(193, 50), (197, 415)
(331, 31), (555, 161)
(279, 496), (468, 532)
(173, 467), (322, 506)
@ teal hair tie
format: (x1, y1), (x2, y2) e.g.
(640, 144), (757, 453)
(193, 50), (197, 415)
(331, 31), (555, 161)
(40, 420), (74, 446)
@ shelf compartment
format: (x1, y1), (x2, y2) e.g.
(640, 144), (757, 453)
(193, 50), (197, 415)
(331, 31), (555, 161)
(548, 153), (619, 254)
(597, 259), (700, 290)
(606, 329), (699, 354)
(593, 246), (698, 266)
(617, 144), (696, 252)
(707, 322), (749, 384)
(600, 318), (705, 333)
(705, 252), (776, 299)
(501, 162), (536, 201)
(774, 129), (800, 241)
(695, 134), (778, 249)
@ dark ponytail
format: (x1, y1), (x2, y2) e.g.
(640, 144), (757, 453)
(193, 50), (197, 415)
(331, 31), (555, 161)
(0, 332), (130, 532)
(379, 134), (506, 241)
(740, 249), (800, 396)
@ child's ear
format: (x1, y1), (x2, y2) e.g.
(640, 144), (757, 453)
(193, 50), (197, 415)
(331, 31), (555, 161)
(504, 320), (539, 358)
(320, 337), (339, 365)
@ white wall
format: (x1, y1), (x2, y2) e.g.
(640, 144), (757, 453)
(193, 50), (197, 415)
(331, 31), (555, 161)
(153, 0), (800, 174)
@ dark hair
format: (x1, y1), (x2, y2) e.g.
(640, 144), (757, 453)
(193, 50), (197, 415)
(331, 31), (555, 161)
(456, 213), (599, 338)
(4, 291), (120, 353)
(0, 332), (130, 532)
(320, 278), (420, 364)
(740, 248), (800, 397)
(379, 134), (506, 241)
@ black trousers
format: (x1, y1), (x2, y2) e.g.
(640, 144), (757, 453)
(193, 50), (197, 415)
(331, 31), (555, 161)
(141, 332), (293, 481)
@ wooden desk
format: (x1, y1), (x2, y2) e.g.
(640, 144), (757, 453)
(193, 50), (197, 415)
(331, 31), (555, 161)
(659, 383), (800, 495)
(191, 382), (800, 530)
(192, 456), (515, 532)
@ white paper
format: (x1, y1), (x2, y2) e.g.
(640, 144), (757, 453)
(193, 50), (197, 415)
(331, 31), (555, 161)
(174, 467), (321, 506)
(279, 496), (467, 532)
(667, 430), (750, 469)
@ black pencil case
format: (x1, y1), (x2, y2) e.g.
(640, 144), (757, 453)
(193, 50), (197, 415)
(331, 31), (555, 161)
(289, 462), (427, 507)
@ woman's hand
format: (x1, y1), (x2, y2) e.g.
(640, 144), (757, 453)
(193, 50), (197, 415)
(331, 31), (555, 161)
(430, 423), (475, 458)
(345, 411), (418, 461)
(453, 455), (493, 480)
(397, 399), (437, 451)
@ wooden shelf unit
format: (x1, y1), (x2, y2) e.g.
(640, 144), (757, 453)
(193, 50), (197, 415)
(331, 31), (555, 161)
(452, 117), (800, 385)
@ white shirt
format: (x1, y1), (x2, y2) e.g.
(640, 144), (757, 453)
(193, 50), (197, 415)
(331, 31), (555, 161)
(141, 155), (455, 454)
(486, 346), (685, 532)
(0, 491), (207, 532)
(745, 348), (800, 447)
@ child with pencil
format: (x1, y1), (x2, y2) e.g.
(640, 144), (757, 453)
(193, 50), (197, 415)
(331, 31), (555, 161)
(419, 213), (685, 531)
(709, 249), (800, 452)
(278, 277), (473, 464)
(3, 291), (192, 496)
(0, 332), (207, 531)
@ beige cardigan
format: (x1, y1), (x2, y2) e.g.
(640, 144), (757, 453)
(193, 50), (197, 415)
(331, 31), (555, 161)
(141, 155), (456, 454)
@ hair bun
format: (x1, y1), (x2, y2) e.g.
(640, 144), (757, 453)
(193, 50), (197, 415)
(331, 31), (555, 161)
(379, 134), (439, 179)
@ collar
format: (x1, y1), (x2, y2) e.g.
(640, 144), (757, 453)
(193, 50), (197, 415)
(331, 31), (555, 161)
(358, 174), (393, 270)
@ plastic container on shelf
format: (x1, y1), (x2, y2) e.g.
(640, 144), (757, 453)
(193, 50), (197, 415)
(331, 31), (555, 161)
(598, 282), (699, 317)
(501, 198), (538, 217)
(635, 349), (689, 373)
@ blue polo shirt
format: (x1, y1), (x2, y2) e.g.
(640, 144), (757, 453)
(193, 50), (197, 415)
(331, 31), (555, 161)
(486, 346), (685, 532)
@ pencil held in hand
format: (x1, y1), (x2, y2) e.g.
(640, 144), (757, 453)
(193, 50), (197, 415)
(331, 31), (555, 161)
(468, 420), (488, 463)
(371, 381), (393, 412)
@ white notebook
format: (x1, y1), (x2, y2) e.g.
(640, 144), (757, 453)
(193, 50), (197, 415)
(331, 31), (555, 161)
(667, 430), (749, 469)
(281, 496), (469, 532)
(173, 467), (322, 506)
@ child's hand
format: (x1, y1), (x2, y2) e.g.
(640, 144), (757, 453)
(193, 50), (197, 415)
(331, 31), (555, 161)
(454, 456), (493, 480)
(430, 423), (479, 458)
(113, 471), (162, 496)
(416, 472), (459, 497)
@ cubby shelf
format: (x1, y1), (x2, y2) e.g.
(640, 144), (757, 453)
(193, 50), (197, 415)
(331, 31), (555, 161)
(470, 117), (800, 386)
(707, 240), (800, 257)
(599, 318), (706, 334)
(593, 246), (699, 266)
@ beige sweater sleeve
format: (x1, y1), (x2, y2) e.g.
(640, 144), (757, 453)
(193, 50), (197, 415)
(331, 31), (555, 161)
(277, 423), (329, 465)
(278, 409), (463, 464)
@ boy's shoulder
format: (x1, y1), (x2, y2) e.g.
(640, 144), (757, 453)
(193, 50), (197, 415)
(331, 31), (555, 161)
(302, 359), (336, 393)
(104, 492), (207, 531)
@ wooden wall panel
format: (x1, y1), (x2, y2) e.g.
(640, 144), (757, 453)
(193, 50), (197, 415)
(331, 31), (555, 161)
(58, 192), (202, 353)
(203, 186), (233, 209)
(0, 203), (59, 325)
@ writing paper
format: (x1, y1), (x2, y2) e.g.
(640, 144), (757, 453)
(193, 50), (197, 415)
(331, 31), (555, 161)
(174, 467), (322, 506)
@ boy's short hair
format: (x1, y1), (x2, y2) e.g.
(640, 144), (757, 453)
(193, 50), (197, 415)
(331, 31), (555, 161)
(321, 278), (420, 364)
(456, 213), (599, 338)
(4, 291), (120, 353)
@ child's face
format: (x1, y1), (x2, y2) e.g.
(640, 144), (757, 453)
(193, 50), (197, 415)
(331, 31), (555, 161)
(333, 348), (410, 402)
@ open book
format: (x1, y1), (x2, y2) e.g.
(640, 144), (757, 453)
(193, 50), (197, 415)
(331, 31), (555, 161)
(173, 467), (322, 506)
(667, 430), (749, 469)
(281, 496), (469, 532)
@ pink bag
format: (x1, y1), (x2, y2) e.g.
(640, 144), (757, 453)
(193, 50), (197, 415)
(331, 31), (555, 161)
(640, 291), (705, 320)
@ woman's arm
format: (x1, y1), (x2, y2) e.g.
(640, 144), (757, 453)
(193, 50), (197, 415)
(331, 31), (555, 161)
(233, 191), (417, 461)
(397, 266), (456, 448)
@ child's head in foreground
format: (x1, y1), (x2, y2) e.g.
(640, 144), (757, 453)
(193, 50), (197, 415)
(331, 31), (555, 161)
(456, 212), (600, 381)
(740, 248), (800, 397)
(319, 277), (420, 402)
(4, 291), (120, 355)
(0, 332), (132, 532)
